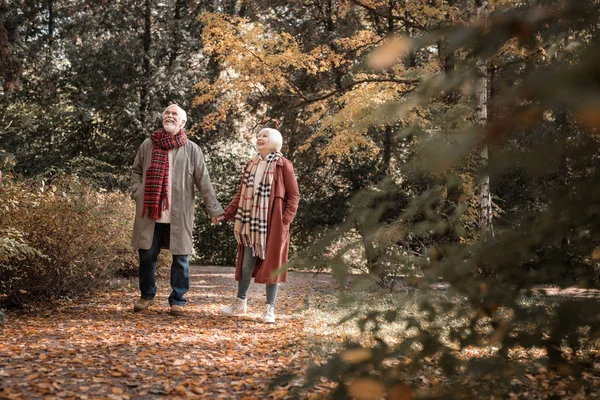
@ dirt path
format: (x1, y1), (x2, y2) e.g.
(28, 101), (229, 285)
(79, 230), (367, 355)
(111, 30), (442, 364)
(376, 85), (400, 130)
(0, 266), (334, 399)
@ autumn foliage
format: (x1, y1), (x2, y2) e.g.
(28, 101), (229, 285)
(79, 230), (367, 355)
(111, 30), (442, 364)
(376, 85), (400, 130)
(2, 0), (600, 398)
(0, 165), (137, 307)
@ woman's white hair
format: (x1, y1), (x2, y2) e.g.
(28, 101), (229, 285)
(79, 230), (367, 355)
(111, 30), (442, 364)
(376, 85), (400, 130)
(259, 128), (283, 152)
(164, 104), (187, 124)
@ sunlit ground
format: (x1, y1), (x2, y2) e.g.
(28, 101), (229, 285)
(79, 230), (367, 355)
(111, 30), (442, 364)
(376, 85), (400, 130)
(302, 279), (600, 398)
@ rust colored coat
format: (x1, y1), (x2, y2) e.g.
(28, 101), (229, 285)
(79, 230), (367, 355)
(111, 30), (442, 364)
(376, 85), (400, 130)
(224, 157), (300, 284)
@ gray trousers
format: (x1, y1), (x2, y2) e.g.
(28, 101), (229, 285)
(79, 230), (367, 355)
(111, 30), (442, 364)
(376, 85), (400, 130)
(236, 246), (279, 306)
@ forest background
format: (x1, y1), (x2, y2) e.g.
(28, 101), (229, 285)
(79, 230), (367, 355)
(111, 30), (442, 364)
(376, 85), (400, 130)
(2, 0), (600, 398)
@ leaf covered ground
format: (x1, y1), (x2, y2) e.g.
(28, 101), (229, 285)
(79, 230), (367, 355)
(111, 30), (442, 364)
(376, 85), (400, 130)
(0, 266), (336, 399)
(2, 267), (600, 399)
(302, 283), (600, 399)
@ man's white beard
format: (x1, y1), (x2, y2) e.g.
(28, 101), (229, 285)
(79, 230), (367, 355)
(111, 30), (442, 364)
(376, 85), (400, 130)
(163, 122), (178, 133)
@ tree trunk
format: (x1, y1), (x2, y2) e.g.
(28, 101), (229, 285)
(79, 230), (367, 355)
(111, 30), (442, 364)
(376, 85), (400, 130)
(236, 0), (250, 16)
(217, 0), (248, 15)
(139, 0), (152, 139)
(383, 0), (395, 177)
(325, 0), (334, 32)
(404, 11), (417, 68)
(475, 0), (493, 235)
(0, 2), (22, 94)
(168, 0), (184, 69)
(47, 0), (55, 147)
(382, 125), (392, 177)
(438, 37), (459, 103)
(357, 221), (379, 275)
(47, 0), (54, 56)
(323, 0), (343, 90)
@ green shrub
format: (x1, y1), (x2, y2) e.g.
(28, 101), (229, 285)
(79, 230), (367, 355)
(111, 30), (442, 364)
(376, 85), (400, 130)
(0, 171), (137, 307)
(193, 150), (243, 266)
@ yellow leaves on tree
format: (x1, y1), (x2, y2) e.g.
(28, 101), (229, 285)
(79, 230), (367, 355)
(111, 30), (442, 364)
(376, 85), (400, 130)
(301, 75), (418, 159)
(194, 13), (319, 130)
(193, 12), (422, 160)
(195, 1), (534, 160)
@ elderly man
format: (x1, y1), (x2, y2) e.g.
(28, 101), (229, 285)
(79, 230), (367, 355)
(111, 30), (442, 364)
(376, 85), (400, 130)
(130, 104), (224, 316)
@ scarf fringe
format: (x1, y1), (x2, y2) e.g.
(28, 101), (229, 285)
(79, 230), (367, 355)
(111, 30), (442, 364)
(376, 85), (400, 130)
(142, 205), (159, 220)
(142, 197), (170, 220)
(253, 243), (266, 260)
(241, 234), (266, 260)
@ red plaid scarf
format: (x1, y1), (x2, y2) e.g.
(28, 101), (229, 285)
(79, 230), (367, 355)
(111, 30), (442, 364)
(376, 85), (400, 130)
(142, 128), (187, 220)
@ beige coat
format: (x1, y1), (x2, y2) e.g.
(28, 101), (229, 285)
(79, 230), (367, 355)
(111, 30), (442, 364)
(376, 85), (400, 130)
(130, 138), (224, 255)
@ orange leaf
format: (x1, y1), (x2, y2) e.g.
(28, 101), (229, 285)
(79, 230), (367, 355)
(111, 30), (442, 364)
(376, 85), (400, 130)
(347, 378), (385, 400)
(174, 385), (188, 395)
(191, 386), (205, 395)
(525, 373), (536, 381)
(389, 384), (414, 400)
(340, 348), (372, 364)
(577, 103), (600, 130)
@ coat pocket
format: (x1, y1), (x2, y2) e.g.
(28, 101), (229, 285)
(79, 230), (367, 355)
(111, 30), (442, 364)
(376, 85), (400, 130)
(273, 178), (285, 199)
(133, 185), (144, 200)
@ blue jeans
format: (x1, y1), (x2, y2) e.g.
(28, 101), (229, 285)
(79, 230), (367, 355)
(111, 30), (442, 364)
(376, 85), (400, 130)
(138, 223), (189, 306)
(237, 246), (279, 306)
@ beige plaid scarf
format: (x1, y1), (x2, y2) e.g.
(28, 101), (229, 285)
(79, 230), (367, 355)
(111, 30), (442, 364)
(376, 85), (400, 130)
(234, 151), (282, 259)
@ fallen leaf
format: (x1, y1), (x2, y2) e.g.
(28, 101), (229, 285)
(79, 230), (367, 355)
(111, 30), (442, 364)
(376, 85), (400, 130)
(389, 384), (414, 400)
(340, 348), (372, 364)
(347, 378), (386, 400)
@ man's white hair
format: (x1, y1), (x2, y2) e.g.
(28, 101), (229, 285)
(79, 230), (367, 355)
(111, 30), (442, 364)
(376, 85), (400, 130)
(259, 128), (283, 152)
(164, 104), (187, 124)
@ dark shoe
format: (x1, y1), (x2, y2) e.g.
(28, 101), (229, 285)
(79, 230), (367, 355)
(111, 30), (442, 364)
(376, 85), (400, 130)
(170, 304), (184, 316)
(133, 297), (154, 312)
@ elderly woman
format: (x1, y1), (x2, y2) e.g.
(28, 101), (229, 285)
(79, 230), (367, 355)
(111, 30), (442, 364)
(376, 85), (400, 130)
(221, 128), (300, 323)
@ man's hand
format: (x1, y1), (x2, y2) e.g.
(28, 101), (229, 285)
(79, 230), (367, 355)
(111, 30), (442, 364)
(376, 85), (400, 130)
(211, 214), (225, 225)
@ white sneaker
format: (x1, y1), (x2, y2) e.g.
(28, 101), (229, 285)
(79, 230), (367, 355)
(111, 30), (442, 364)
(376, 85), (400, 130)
(261, 304), (275, 323)
(221, 297), (247, 316)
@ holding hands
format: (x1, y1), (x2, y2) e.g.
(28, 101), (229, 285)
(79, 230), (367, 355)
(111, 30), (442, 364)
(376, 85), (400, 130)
(211, 214), (225, 225)
(209, 213), (240, 244)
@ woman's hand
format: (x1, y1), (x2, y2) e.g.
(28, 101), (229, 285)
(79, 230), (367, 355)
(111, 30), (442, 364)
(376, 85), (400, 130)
(234, 230), (241, 244)
(210, 214), (225, 225)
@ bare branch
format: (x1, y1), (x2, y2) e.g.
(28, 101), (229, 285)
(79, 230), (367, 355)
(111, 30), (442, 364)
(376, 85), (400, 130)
(349, 0), (428, 31)
(287, 77), (419, 110)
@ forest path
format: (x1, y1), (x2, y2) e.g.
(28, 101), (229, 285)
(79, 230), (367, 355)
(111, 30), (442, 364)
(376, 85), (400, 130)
(0, 266), (334, 399)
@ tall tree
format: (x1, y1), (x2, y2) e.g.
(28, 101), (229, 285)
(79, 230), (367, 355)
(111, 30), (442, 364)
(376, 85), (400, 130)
(0, 1), (21, 93)
(475, 0), (493, 235)
(138, 0), (153, 141)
